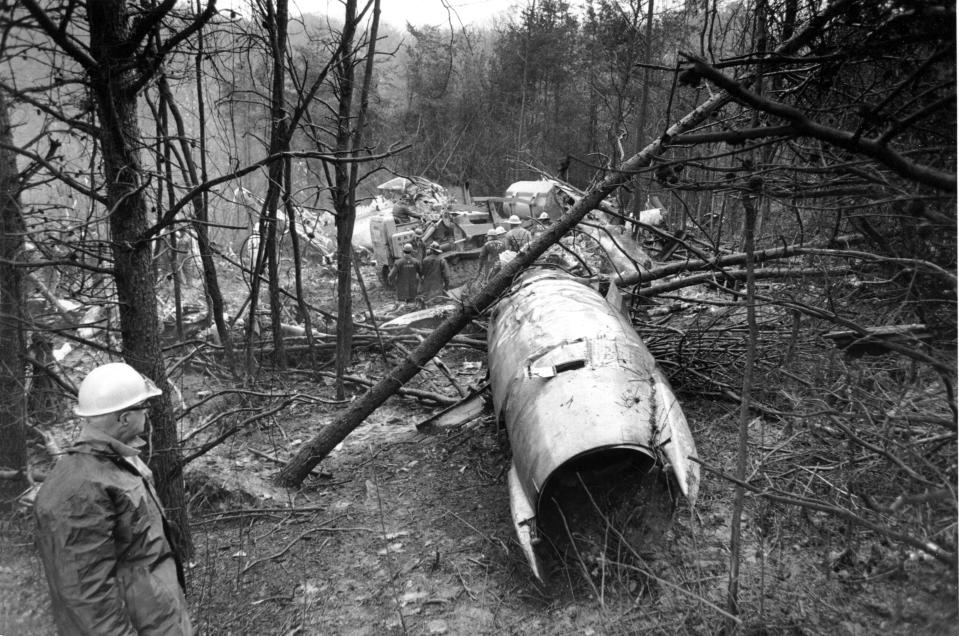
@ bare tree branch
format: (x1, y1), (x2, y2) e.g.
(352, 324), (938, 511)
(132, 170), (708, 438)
(682, 53), (957, 192)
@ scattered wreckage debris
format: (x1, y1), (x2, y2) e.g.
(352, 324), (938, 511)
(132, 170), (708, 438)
(379, 303), (459, 332)
(488, 269), (699, 582)
(414, 383), (490, 432)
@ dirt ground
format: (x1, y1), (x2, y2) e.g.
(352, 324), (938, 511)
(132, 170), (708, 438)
(1, 263), (956, 635)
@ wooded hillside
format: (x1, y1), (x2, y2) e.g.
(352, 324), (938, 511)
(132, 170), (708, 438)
(0, 0), (955, 633)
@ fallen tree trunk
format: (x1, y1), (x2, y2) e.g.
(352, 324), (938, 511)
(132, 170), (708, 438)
(620, 233), (863, 288)
(640, 267), (852, 296)
(275, 2), (856, 487)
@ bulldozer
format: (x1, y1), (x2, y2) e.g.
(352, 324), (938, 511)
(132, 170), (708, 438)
(370, 197), (512, 288)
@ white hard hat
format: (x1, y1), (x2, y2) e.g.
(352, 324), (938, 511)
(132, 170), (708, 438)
(495, 226), (507, 235)
(485, 229), (497, 238)
(75, 362), (162, 417)
(538, 212), (550, 220)
(403, 243), (413, 252)
(507, 215), (521, 225)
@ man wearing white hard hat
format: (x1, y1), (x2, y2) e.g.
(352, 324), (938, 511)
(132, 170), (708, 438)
(504, 214), (532, 252)
(531, 211), (552, 238)
(34, 362), (193, 635)
(477, 227), (506, 283)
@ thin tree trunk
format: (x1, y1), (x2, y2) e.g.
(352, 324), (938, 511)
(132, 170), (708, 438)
(727, 1), (767, 622)
(0, 91), (27, 511)
(265, 0), (290, 371)
(283, 155), (317, 370)
(727, 187), (758, 623)
(154, 69), (235, 371)
(332, 0), (360, 400)
(631, 0), (655, 219)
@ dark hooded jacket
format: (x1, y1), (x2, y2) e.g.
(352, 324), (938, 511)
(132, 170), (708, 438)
(388, 253), (421, 301)
(419, 252), (451, 300)
(34, 425), (192, 635)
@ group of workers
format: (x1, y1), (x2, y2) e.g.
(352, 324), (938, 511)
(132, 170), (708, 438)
(477, 212), (553, 282)
(387, 236), (452, 304)
(388, 211), (554, 303)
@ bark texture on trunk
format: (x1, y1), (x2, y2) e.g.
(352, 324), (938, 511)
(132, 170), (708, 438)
(332, 0), (359, 400)
(88, 0), (192, 558)
(0, 91), (28, 511)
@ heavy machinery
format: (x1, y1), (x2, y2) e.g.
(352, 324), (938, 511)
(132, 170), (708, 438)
(370, 197), (513, 287)
(369, 180), (577, 287)
(502, 180), (575, 222)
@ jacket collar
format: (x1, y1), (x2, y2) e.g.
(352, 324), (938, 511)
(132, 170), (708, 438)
(76, 423), (145, 458)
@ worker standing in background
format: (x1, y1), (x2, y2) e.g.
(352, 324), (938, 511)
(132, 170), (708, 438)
(532, 211), (551, 238)
(419, 241), (451, 302)
(34, 362), (193, 635)
(477, 228), (506, 283)
(504, 215), (532, 252)
(410, 226), (427, 262)
(389, 243), (421, 303)
(431, 209), (456, 250)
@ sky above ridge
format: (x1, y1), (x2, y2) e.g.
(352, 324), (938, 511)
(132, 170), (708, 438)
(290, 0), (519, 28)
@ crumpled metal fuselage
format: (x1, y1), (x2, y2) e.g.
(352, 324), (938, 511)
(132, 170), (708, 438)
(488, 270), (699, 580)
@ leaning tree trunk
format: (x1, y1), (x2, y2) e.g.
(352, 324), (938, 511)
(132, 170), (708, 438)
(88, 0), (192, 558)
(0, 91), (28, 511)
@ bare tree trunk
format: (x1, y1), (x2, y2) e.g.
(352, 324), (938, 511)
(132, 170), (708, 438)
(727, 2), (767, 622)
(282, 155), (318, 369)
(156, 72), (236, 371)
(87, 0), (192, 558)
(630, 0), (655, 220)
(0, 91), (27, 511)
(331, 0), (360, 400)
(245, 0), (291, 373)
(264, 0), (288, 372)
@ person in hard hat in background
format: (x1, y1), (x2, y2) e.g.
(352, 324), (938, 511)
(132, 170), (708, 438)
(388, 243), (421, 303)
(410, 226), (427, 262)
(432, 209), (455, 243)
(531, 211), (551, 238)
(34, 362), (193, 636)
(504, 214), (532, 253)
(419, 241), (451, 302)
(477, 228), (506, 283)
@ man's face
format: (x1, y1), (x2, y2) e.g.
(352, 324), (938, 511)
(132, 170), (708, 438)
(115, 404), (149, 443)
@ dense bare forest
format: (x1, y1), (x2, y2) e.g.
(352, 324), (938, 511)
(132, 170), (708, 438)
(0, 0), (955, 634)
